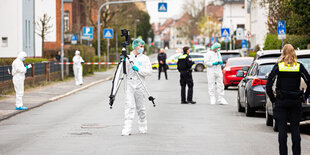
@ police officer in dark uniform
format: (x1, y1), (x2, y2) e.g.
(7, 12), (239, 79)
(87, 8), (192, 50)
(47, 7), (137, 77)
(177, 47), (196, 104)
(266, 44), (310, 155)
(158, 48), (168, 80)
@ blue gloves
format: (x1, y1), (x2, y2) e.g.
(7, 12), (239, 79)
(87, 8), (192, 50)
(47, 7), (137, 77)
(132, 66), (139, 72)
(212, 62), (219, 66)
(219, 61), (223, 65)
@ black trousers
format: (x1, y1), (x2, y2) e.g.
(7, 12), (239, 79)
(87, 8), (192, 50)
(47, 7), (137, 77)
(274, 98), (302, 155)
(179, 71), (193, 102)
(158, 64), (168, 80)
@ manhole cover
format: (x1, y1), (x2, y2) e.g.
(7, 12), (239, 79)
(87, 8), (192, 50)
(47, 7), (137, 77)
(81, 123), (109, 129)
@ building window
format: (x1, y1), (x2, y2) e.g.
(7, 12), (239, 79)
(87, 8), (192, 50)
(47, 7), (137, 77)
(1, 37), (8, 47)
(64, 11), (70, 32)
(237, 24), (245, 29)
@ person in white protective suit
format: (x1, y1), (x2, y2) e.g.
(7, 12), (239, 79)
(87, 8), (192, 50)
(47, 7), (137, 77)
(12, 51), (32, 110)
(72, 50), (84, 85)
(204, 43), (228, 105)
(122, 38), (152, 136)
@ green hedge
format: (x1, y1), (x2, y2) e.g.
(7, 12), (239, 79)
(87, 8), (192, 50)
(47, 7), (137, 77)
(65, 45), (95, 76)
(0, 58), (48, 66)
(264, 34), (310, 50)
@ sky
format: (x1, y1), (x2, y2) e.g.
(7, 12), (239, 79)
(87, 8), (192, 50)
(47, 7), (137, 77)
(146, 0), (187, 24)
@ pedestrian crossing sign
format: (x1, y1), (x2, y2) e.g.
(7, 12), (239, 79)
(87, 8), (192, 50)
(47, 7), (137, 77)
(103, 29), (113, 39)
(158, 2), (167, 12)
(221, 28), (230, 37)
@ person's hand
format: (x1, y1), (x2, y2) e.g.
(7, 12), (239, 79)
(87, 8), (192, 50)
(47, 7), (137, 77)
(212, 62), (219, 66)
(132, 66), (139, 72)
(219, 61), (223, 65)
(25, 64), (32, 69)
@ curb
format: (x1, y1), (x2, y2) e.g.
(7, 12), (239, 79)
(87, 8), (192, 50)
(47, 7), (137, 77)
(0, 76), (113, 122)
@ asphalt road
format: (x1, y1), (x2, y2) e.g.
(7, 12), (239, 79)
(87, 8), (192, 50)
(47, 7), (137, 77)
(0, 51), (310, 155)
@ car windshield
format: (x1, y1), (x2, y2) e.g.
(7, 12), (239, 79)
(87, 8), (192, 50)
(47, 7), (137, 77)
(298, 58), (310, 72)
(227, 59), (253, 67)
(221, 53), (241, 63)
(258, 64), (275, 76)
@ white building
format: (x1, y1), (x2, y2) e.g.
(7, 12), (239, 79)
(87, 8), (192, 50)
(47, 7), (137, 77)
(0, 0), (57, 58)
(245, 0), (269, 49)
(222, 0), (245, 32)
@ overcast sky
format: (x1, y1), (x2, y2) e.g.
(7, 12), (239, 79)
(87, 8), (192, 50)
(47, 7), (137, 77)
(146, 0), (186, 24)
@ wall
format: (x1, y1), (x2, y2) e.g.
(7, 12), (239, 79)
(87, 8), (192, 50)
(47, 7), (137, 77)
(0, 0), (23, 58)
(35, 0), (60, 52)
(222, 3), (245, 31)
(249, 0), (268, 48)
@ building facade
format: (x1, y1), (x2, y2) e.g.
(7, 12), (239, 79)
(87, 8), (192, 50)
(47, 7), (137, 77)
(222, 0), (245, 32)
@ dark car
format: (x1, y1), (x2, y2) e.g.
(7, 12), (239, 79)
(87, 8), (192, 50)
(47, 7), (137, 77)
(265, 51), (310, 131)
(237, 59), (277, 116)
(220, 50), (242, 64)
(254, 50), (281, 60)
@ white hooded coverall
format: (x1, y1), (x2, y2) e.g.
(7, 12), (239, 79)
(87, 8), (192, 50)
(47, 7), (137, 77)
(122, 52), (152, 135)
(204, 51), (228, 105)
(72, 51), (84, 85)
(12, 52), (27, 108)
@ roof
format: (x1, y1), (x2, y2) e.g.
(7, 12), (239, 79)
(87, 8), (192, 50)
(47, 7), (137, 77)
(254, 59), (278, 65)
(228, 57), (254, 61)
(220, 50), (241, 54)
(206, 5), (223, 19)
(173, 14), (192, 27)
(296, 50), (310, 56)
(223, 0), (244, 3)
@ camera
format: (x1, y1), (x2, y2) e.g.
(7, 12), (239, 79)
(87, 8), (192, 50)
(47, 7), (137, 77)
(121, 29), (130, 46)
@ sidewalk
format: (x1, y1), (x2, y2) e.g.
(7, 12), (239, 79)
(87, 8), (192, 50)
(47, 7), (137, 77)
(0, 70), (114, 121)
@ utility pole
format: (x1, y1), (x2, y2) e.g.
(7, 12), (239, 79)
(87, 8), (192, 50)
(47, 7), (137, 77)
(60, 0), (64, 80)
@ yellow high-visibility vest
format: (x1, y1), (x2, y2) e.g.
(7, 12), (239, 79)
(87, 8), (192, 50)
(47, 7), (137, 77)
(278, 62), (300, 72)
(178, 54), (188, 59)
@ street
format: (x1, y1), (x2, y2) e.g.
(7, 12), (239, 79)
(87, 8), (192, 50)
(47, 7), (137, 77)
(1, 66), (310, 155)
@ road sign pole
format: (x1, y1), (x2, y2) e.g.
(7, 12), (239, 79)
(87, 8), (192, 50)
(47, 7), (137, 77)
(281, 38), (283, 53)
(107, 39), (110, 70)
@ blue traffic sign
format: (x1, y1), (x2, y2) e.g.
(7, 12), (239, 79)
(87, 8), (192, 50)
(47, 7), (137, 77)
(71, 35), (77, 41)
(221, 28), (230, 37)
(241, 39), (247, 49)
(277, 20), (286, 35)
(83, 27), (93, 39)
(103, 29), (113, 39)
(158, 2), (167, 12)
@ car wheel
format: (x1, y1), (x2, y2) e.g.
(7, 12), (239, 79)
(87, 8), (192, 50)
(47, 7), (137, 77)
(245, 95), (255, 117)
(195, 64), (204, 72)
(273, 119), (278, 132)
(237, 91), (245, 112)
(266, 108), (273, 126)
(224, 85), (229, 90)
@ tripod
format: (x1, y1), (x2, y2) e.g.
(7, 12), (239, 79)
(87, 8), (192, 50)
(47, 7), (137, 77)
(109, 45), (156, 109)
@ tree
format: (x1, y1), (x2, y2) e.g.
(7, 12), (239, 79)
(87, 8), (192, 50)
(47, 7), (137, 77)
(36, 13), (53, 57)
(261, 0), (310, 35)
(181, 0), (205, 40)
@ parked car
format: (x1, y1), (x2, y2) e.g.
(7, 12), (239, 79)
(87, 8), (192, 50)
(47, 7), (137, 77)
(152, 53), (207, 72)
(265, 51), (310, 131)
(223, 57), (254, 89)
(193, 45), (207, 53)
(254, 50), (281, 60)
(237, 59), (277, 116)
(220, 50), (243, 64)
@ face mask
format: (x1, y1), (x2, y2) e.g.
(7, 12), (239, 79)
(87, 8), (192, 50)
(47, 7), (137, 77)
(22, 58), (25, 61)
(217, 48), (220, 52)
(137, 47), (144, 54)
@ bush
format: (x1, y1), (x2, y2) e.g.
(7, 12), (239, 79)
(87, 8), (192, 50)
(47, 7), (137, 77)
(43, 49), (60, 59)
(264, 34), (310, 50)
(65, 45), (95, 76)
(0, 58), (48, 66)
